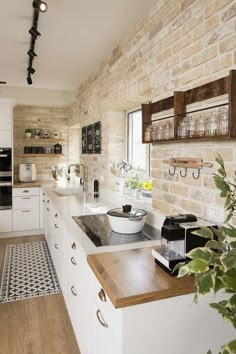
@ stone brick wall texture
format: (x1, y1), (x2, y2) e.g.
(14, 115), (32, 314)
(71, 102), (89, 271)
(69, 0), (236, 220)
(13, 106), (69, 181)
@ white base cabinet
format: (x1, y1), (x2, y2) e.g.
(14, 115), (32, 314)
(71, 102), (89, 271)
(12, 187), (40, 231)
(43, 190), (235, 354)
(0, 210), (12, 233)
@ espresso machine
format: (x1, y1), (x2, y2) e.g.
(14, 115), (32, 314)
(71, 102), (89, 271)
(152, 214), (216, 273)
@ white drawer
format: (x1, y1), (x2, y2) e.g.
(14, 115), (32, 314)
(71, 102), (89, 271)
(0, 210), (12, 233)
(13, 187), (40, 197)
(13, 195), (39, 210)
(13, 209), (39, 231)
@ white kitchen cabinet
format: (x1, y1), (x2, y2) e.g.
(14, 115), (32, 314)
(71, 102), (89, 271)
(13, 209), (39, 231)
(12, 187), (40, 231)
(49, 204), (64, 286)
(39, 188), (44, 229)
(0, 209), (12, 233)
(63, 234), (92, 354)
(0, 102), (11, 129)
(0, 130), (11, 147)
(0, 100), (13, 147)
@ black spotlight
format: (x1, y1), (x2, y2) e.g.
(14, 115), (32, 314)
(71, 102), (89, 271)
(27, 49), (37, 59)
(29, 26), (41, 40)
(27, 67), (36, 74)
(33, 0), (48, 13)
(27, 76), (33, 85)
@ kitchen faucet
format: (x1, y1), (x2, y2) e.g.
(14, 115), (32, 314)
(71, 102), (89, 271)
(67, 163), (86, 192)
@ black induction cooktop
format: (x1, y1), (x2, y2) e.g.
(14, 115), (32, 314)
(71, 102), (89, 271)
(72, 214), (161, 247)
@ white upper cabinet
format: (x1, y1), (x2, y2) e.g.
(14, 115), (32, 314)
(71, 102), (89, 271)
(0, 102), (12, 129)
(0, 99), (14, 147)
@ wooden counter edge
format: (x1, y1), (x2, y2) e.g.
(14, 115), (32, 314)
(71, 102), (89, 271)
(87, 254), (196, 309)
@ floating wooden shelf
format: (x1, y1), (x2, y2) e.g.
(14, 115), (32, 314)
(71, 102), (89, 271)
(23, 154), (64, 157)
(23, 138), (65, 143)
(142, 69), (236, 143)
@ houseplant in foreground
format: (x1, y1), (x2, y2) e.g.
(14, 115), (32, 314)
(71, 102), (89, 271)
(175, 155), (236, 354)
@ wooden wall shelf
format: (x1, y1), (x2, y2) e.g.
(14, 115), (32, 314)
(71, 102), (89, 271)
(23, 154), (64, 157)
(142, 70), (236, 143)
(23, 138), (65, 143)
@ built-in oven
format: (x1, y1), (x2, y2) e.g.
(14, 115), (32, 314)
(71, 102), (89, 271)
(0, 148), (12, 210)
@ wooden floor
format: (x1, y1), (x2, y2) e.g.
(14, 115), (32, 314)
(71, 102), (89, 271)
(0, 235), (80, 354)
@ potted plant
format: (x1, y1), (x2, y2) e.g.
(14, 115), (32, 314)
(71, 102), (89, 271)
(128, 174), (142, 197)
(25, 128), (32, 138)
(175, 155), (236, 354)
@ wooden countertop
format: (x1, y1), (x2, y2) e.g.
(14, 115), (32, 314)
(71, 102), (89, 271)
(87, 247), (195, 309)
(13, 181), (52, 188)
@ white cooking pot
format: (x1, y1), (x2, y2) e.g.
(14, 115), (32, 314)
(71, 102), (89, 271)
(107, 205), (147, 234)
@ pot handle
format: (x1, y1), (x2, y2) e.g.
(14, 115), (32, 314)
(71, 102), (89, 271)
(129, 210), (145, 222)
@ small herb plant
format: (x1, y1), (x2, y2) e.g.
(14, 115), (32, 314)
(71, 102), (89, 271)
(175, 155), (236, 354)
(25, 128), (32, 134)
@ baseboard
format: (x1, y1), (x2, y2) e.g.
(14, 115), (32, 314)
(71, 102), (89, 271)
(0, 229), (44, 239)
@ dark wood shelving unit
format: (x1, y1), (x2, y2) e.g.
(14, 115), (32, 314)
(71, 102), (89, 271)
(142, 69), (236, 144)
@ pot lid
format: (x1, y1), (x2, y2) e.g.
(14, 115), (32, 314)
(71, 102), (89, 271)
(107, 205), (147, 218)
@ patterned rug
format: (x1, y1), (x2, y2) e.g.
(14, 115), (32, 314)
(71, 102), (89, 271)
(0, 241), (61, 303)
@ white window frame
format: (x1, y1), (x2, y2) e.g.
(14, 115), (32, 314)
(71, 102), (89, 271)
(126, 108), (150, 176)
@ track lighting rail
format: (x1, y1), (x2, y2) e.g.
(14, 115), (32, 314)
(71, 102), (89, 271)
(27, 1), (48, 85)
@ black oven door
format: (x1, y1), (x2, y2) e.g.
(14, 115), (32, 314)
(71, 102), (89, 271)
(0, 148), (12, 173)
(0, 182), (12, 209)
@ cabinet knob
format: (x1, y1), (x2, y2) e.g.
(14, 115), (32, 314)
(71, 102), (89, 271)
(47, 200), (50, 203)
(43, 193), (45, 196)
(98, 289), (106, 302)
(47, 207), (50, 211)
(55, 213), (58, 218)
(54, 243), (59, 249)
(43, 200), (45, 202)
(71, 286), (77, 296)
(71, 242), (76, 250)
(54, 223), (58, 229)
(96, 309), (108, 328)
(71, 257), (77, 266)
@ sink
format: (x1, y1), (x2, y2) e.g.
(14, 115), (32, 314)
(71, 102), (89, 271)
(53, 187), (81, 197)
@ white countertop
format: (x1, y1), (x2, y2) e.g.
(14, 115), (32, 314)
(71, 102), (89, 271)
(42, 184), (164, 257)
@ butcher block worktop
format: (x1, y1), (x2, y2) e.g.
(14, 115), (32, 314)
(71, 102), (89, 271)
(87, 246), (195, 308)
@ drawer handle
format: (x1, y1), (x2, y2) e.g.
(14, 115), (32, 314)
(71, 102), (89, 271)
(47, 200), (50, 203)
(55, 213), (58, 218)
(21, 210), (31, 213)
(23, 190), (29, 193)
(43, 200), (45, 202)
(98, 289), (107, 302)
(47, 207), (50, 211)
(54, 224), (58, 229)
(71, 286), (77, 296)
(96, 309), (108, 328)
(54, 243), (59, 249)
(21, 197), (30, 199)
(71, 242), (76, 250)
(71, 257), (77, 266)
(43, 193), (45, 196)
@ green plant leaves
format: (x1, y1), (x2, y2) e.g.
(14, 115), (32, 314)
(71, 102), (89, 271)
(197, 271), (214, 295)
(221, 249), (236, 271)
(221, 339), (236, 354)
(192, 227), (214, 239)
(187, 247), (212, 261)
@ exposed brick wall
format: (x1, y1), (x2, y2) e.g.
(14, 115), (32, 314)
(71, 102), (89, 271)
(13, 106), (70, 181)
(70, 0), (236, 218)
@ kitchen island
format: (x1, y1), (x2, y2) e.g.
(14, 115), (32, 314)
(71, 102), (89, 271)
(7, 182), (234, 354)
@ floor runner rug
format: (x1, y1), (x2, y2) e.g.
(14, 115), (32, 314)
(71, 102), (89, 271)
(0, 241), (61, 303)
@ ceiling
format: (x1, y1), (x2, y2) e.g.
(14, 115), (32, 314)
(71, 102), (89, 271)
(0, 0), (157, 92)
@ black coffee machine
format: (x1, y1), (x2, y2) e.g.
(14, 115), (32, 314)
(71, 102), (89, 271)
(152, 214), (216, 273)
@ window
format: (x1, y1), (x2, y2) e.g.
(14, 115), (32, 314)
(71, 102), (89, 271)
(127, 109), (150, 175)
